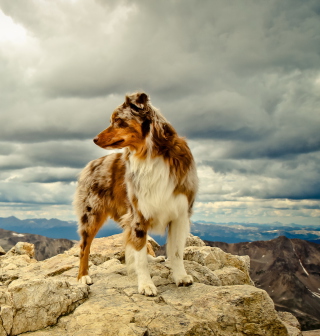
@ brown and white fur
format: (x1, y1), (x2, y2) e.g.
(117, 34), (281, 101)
(74, 92), (198, 296)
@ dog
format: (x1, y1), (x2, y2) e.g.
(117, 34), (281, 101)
(74, 92), (198, 296)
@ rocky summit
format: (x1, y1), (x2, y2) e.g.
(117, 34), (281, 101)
(0, 234), (302, 336)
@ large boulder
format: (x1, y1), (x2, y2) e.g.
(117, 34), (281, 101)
(184, 245), (254, 286)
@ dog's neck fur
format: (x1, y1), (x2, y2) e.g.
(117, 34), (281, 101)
(122, 103), (196, 219)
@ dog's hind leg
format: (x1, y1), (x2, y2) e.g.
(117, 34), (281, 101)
(167, 212), (193, 287)
(77, 212), (108, 284)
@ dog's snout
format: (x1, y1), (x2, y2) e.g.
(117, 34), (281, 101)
(93, 136), (99, 144)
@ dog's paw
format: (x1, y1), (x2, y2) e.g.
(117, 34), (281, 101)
(138, 282), (158, 296)
(174, 274), (193, 287)
(78, 275), (93, 285)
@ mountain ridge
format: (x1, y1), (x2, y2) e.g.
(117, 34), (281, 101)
(0, 227), (74, 261)
(205, 236), (320, 331)
(1, 216), (320, 245)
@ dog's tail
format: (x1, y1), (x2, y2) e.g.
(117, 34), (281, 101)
(125, 233), (159, 274)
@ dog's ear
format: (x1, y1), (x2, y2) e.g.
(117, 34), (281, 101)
(125, 92), (149, 110)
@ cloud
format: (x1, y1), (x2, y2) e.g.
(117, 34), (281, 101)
(0, 202), (76, 221)
(0, 167), (80, 183)
(0, 0), (319, 224)
(0, 140), (112, 170)
(0, 181), (75, 204)
(199, 151), (320, 200)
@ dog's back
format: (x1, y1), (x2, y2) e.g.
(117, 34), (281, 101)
(74, 153), (127, 227)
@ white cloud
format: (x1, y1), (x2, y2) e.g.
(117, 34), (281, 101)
(0, 9), (27, 44)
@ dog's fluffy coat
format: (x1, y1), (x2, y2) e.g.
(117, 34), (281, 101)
(74, 92), (198, 296)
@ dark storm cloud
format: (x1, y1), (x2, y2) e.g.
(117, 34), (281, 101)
(0, 181), (74, 204)
(226, 134), (320, 160)
(203, 151), (320, 200)
(1, 0), (319, 145)
(0, 95), (121, 143)
(35, 0), (320, 99)
(0, 140), (111, 171)
(0, 0), (319, 221)
(0, 167), (80, 183)
(0, 143), (16, 156)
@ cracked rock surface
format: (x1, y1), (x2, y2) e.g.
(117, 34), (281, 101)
(0, 234), (302, 336)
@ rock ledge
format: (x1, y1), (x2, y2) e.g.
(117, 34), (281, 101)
(0, 235), (302, 336)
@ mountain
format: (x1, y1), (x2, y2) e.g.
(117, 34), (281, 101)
(0, 216), (167, 244)
(4, 216), (319, 246)
(0, 216), (124, 241)
(0, 228), (74, 261)
(205, 236), (320, 331)
(192, 220), (320, 244)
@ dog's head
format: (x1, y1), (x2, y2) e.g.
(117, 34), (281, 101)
(93, 92), (152, 151)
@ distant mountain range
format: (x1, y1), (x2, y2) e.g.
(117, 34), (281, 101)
(206, 236), (320, 331)
(0, 216), (122, 241)
(192, 220), (320, 244)
(1, 216), (319, 245)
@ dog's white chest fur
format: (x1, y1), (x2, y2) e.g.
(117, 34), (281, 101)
(127, 155), (186, 232)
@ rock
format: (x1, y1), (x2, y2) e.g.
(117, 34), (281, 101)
(0, 279), (88, 335)
(0, 305), (13, 335)
(66, 233), (125, 265)
(278, 312), (303, 336)
(185, 233), (206, 247)
(214, 266), (251, 286)
(0, 254), (37, 285)
(19, 284), (292, 336)
(183, 260), (221, 286)
(6, 242), (35, 259)
(0, 245), (5, 255)
(0, 325), (6, 336)
(67, 234), (158, 266)
(184, 245), (254, 286)
(0, 234), (302, 336)
(147, 235), (161, 253)
(8, 279), (88, 335)
(302, 331), (320, 336)
(159, 284), (288, 336)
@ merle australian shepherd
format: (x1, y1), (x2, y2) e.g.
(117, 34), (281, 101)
(74, 92), (198, 296)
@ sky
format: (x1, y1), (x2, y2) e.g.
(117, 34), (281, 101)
(0, 0), (319, 226)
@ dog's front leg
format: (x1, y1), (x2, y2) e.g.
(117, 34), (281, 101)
(126, 243), (157, 296)
(123, 214), (157, 296)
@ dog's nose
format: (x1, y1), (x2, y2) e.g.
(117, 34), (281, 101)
(93, 136), (99, 144)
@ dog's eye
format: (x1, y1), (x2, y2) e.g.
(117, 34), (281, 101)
(115, 118), (128, 128)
